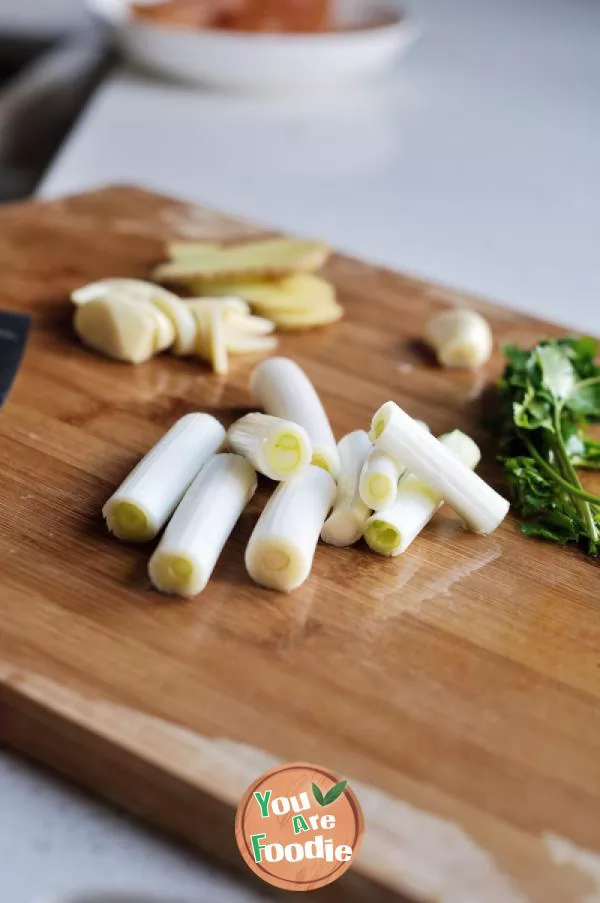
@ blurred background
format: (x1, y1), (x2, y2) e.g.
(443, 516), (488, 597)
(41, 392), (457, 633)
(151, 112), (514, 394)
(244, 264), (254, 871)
(0, 0), (598, 327)
(0, 1), (598, 902)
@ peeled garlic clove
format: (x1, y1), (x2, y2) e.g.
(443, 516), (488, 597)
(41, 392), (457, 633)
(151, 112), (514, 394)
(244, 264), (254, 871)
(71, 278), (197, 356)
(424, 308), (493, 369)
(74, 296), (157, 364)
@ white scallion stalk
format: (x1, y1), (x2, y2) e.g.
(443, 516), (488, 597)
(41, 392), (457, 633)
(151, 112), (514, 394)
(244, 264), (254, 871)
(368, 403), (430, 445)
(103, 413), (225, 542)
(321, 430), (372, 547)
(148, 453), (256, 598)
(365, 430), (481, 555)
(359, 450), (400, 511)
(372, 403), (509, 534)
(228, 412), (312, 481)
(250, 357), (340, 479)
(245, 465), (336, 592)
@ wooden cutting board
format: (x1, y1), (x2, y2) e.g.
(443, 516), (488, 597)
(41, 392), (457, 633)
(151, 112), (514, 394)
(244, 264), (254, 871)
(0, 186), (599, 903)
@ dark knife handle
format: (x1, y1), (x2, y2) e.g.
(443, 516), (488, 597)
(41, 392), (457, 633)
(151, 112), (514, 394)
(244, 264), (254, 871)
(0, 310), (31, 408)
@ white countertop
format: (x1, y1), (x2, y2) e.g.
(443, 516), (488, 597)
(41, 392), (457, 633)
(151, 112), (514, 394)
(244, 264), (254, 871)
(0, 749), (269, 903)
(5, 1), (599, 901)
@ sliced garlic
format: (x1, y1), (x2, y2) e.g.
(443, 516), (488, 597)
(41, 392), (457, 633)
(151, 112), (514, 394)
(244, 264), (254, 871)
(226, 312), (275, 336)
(150, 305), (176, 353)
(225, 331), (278, 354)
(190, 303), (228, 374)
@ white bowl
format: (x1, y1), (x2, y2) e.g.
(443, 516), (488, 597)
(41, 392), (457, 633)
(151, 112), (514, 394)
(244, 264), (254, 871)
(86, 0), (416, 91)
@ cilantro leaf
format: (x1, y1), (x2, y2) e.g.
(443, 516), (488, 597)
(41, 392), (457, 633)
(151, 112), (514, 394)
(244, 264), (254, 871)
(490, 337), (600, 557)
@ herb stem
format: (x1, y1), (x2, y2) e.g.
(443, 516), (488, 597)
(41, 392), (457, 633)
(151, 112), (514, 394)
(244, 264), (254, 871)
(551, 409), (599, 544)
(520, 433), (600, 506)
(571, 375), (600, 395)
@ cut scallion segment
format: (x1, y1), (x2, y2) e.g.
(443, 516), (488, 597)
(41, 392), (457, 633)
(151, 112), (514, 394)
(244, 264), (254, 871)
(359, 450), (400, 511)
(245, 465), (336, 592)
(103, 413), (225, 542)
(372, 403), (509, 534)
(368, 401), (396, 443)
(148, 453), (256, 597)
(321, 430), (372, 547)
(365, 430), (481, 555)
(250, 357), (340, 479)
(368, 403), (430, 447)
(228, 412), (311, 481)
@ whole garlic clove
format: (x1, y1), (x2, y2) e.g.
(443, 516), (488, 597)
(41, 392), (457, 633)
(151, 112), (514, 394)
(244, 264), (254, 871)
(424, 308), (493, 369)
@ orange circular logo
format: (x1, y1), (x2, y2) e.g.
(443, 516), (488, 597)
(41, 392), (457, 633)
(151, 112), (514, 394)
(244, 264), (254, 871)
(235, 762), (364, 892)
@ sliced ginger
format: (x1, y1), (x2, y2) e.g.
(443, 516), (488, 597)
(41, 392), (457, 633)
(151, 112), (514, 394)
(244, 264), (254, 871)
(270, 304), (344, 330)
(189, 273), (335, 310)
(186, 273), (342, 330)
(152, 238), (331, 285)
(72, 227), (342, 371)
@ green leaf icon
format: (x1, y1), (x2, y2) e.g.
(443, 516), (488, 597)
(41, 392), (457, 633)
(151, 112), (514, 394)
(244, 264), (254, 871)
(312, 783), (326, 806)
(323, 779), (347, 806)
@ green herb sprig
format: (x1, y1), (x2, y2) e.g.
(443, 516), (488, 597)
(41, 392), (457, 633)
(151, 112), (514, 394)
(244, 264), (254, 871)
(491, 337), (600, 556)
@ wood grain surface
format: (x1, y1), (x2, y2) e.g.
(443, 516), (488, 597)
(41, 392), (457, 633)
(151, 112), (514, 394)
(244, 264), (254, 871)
(0, 186), (598, 903)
